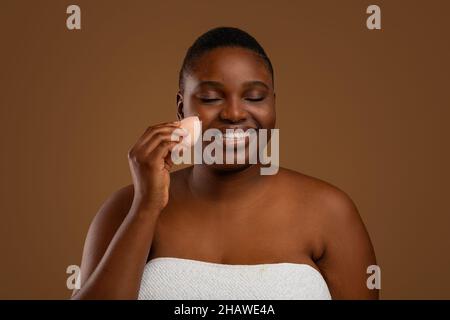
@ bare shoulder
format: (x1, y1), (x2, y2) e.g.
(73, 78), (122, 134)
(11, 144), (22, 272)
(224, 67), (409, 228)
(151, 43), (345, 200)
(82, 184), (135, 254)
(277, 168), (377, 299)
(93, 185), (135, 225)
(100, 167), (191, 213)
(275, 167), (371, 251)
(276, 167), (360, 223)
(93, 167), (190, 225)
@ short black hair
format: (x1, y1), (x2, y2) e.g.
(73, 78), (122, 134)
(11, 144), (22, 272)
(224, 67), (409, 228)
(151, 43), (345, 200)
(178, 26), (274, 93)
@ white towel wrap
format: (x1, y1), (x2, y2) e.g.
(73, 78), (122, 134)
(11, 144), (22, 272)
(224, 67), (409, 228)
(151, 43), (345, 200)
(138, 257), (332, 300)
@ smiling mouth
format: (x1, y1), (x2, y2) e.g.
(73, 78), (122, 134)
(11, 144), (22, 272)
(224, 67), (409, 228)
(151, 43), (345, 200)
(221, 131), (251, 141)
(212, 128), (260, 145)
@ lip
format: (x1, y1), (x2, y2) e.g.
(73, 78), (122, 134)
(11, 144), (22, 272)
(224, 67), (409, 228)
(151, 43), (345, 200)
(210, 127), (258, 147)
(215, 126), (258, 135)
(221, 132), (251, 141)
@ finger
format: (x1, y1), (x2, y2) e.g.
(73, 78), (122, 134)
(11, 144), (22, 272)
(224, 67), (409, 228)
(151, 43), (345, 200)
(137, 124), (184, 147)
(164, 153), (174, 170)
(150, 121), (181, 131)
(142, 131), (187, 155)
(163, 161), (172, 171)
(149, 140), (180, 163)
(135, 121), (180, 142)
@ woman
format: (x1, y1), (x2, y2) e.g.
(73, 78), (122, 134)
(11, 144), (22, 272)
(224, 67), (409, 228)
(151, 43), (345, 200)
(71, 27), (378, 300)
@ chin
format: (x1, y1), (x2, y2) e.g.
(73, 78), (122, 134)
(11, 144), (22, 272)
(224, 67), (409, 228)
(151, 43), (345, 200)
(209, 162), (253, 173)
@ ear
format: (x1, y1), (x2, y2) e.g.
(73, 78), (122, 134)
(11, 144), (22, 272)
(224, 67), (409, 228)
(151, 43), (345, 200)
(176, 91), (184, 120)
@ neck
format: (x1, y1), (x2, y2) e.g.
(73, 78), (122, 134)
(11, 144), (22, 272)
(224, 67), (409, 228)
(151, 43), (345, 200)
(188, 164), (267, 203)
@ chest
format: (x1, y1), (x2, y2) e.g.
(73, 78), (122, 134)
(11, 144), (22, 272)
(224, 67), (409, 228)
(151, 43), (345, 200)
(148, 198), (323, 265)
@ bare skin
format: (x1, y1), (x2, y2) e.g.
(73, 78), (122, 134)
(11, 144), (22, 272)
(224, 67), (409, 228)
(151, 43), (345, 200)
(71, 47), (378, 300)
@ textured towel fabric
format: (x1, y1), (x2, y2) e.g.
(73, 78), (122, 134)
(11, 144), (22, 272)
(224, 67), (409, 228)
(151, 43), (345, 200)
(138, 257), (332, 300)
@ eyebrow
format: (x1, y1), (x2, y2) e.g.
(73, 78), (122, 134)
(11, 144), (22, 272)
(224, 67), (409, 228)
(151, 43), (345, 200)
(196, 80), (270, 90)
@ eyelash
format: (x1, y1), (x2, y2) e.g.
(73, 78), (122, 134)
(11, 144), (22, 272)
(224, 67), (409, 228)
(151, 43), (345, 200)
(200, 98), (221, 103)
(246, 97), (265, 102)
(200, 97), (265, 104)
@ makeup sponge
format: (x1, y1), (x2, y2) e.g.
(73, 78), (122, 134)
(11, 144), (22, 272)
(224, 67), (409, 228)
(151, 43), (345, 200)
(179, 116), (201, 148)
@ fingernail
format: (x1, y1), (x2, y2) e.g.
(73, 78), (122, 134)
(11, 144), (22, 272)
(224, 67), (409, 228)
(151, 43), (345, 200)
(171, 134), (182, 141)
(174, 128), (188, 135)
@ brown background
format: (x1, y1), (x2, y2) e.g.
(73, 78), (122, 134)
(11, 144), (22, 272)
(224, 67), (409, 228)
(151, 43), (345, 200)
(0, 0), (449, 299)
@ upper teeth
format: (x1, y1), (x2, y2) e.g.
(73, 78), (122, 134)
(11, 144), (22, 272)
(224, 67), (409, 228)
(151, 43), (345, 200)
(222, 132), (250, 139)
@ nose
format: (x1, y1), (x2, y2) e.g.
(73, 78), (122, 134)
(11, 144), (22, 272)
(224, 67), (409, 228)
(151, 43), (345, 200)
(219, 97), (248, 123)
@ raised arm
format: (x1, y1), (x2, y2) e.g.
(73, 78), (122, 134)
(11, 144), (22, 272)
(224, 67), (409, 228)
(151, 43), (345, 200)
(71, 121), (185, 299)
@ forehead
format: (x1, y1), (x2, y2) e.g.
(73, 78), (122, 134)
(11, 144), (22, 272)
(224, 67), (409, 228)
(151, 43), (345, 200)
(185, 47), (272, 92)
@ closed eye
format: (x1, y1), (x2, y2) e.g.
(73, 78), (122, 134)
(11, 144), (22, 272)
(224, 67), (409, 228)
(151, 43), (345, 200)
(245, 97), (265, 102)
(200, 98), (222, 103)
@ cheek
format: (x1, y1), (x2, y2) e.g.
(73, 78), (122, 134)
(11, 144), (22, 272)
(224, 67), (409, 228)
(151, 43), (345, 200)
(185, 98), (217, 126)
(183, 96), (208, 118)
(251, 105), (276, 129)
(182, 96), (195, 114)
